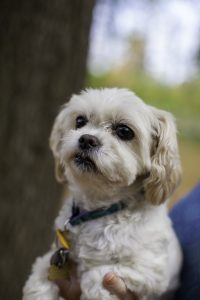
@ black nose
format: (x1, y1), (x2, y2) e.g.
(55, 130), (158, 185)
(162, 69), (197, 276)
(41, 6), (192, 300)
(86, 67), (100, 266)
(79, 134), (101, 150)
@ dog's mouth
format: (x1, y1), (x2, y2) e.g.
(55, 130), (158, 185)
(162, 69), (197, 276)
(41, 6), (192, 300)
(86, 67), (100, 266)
(74, 153), (97, 172)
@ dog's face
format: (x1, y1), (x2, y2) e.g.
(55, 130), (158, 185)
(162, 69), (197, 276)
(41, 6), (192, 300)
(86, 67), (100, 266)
(50, 89), (181, 205)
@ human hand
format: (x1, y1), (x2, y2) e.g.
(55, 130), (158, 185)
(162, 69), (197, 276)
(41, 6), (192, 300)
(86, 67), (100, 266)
(55, 268), (138, 300)
(103, 272), (138, 300)
(54, 260), (81, 300)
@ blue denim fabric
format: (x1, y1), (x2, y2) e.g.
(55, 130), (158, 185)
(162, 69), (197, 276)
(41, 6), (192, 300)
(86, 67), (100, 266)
(170, 183), (200, 300)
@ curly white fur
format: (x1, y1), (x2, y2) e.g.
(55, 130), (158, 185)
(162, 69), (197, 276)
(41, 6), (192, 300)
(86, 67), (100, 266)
(23, 88), (182, 300)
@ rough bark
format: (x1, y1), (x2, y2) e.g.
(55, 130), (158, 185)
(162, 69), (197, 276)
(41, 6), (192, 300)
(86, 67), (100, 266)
(0, 1), (95, 298)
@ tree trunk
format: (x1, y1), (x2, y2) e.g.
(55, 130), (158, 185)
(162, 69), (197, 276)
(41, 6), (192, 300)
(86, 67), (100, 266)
(0, 1), (95, 298)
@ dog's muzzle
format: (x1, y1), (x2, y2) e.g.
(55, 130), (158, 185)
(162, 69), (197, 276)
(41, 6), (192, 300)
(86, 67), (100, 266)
(74, 134), (101, 172)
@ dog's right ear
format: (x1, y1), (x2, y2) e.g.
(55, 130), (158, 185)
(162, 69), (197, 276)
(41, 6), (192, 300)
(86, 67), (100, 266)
(49, 107), (67, 183)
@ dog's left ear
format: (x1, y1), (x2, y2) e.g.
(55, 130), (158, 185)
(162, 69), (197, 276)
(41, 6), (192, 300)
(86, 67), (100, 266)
(144, 108), (182, 205)
(49, 107), (67, 183)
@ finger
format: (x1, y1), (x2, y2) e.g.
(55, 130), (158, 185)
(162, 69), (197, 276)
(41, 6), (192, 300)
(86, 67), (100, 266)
(103, 272), (127, 297)
(55, 278), (81, 300)
(103, 272), (138, 300)
(55, 279), (69, 299)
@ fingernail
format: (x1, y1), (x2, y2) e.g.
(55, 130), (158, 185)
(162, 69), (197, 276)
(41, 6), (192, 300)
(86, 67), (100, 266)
(104, 272), (116, 286)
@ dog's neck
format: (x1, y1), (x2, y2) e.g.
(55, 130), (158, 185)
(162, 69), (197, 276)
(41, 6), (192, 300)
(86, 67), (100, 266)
(68, 176), (146, 211)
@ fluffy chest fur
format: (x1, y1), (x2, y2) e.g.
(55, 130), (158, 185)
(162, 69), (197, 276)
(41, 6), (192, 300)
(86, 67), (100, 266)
(55, 198), (171, 275)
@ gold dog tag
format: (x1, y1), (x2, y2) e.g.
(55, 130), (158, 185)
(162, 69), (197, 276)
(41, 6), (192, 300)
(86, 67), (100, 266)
(48, 263), (70, 281)
(48, 248), (70, 281)
(48, 229), (71, 281)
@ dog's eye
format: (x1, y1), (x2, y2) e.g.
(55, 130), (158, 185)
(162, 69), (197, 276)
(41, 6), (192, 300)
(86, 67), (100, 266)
(76, 115), (88, 129)
(114, 124), (134, 141)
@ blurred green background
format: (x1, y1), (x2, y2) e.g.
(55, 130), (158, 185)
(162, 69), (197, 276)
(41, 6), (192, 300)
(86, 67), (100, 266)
(86, 0), (200, 205)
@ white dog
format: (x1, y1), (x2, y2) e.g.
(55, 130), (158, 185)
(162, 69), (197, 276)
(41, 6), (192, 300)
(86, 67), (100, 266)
(23, 88), (182, 300)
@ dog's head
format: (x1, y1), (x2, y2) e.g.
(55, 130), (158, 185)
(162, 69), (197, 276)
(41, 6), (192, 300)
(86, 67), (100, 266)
(50, 88), (181, 205)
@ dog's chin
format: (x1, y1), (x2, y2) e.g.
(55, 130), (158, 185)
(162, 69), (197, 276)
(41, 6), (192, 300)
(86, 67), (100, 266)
(73, 153), (97, 173)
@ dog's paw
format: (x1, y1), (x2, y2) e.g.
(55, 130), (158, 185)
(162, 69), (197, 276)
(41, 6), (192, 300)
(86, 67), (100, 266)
(23, 267), (61, 300)
(22, 280), (62, 300)
(23, 251), (63, 300)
